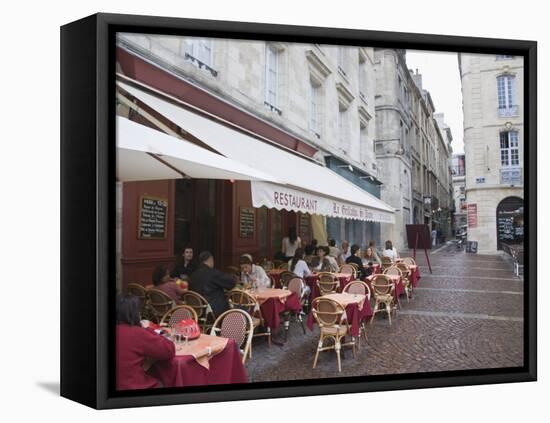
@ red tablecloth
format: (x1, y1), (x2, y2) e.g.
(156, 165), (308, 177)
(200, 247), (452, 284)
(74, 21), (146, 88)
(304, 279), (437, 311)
(409, 265), (421, 288)
(268, 270), (285, 288)
(365, 274), (405, 300)
(259, 292), (302, 331)
(306, 299), (372, 337)
(305, 273), (353, 299)
(149, 339), (248, 387)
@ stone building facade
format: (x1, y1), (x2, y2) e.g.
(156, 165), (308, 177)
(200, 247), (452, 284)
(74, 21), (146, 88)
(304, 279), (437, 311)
(451, 153), (467, 230)
(374, 49), (453, 250)
(458, 53), (524, 254)
(117, 34), (382, 247)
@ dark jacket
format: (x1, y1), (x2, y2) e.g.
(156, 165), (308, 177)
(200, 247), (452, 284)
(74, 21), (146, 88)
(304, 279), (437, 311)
(346, 254), (367, 280)
(189, 264), (236, 317)
(170, 260), (196, 280)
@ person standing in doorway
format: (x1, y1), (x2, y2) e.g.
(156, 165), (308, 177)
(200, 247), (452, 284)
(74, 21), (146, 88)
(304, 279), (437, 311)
(170, 246), (196, 282)
(281, 226), (301, 261)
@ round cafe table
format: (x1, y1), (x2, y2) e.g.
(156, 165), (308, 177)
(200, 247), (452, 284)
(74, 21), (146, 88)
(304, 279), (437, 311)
(249, 288), (302, 331)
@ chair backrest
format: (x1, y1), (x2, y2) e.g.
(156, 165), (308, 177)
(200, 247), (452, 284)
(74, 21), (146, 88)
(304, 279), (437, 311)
(211, 309), (254, 356)
(317, 273), (339, 295)
(147, 288), (176, 321)
(181, 290), (214, 320)
(227, 289), (260, 318)
(339, 264), (357, 278)
(347, 262), (359, 271)
(286, 277), (304, 299)
(160, 305), (198, 327)
(278, 262), (289, 270)
(396, 263), (410, 278)
(384, 265), (403, 277)
(381, 256), (393, 268)
(127, 283), (146, 299)
(273, 260), (284, 269)
(371, 274), (394, 296)
(311, 297), (345, 327)
(342, 280), (371, 300)
(402, 257), (416, 266)
(280, 270), (296, 287)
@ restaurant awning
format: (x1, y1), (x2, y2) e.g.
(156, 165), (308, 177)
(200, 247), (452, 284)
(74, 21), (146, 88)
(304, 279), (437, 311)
(117, 116), (281, 183)
(118, 81), (395, 223)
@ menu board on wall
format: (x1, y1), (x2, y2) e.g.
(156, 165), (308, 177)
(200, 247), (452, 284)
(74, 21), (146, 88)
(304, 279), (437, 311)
(497, 216), (515, 241)
(299, 213), (311, 241)
(138, 196), (168, 239)
(239, 207), (255, 238)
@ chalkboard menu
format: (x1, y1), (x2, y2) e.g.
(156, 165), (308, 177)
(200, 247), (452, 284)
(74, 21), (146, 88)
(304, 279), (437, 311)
(138, 196), (168, 239)
(239, 207), (255, 238)
(299, 213), (310, 240)
(497, 216), (515, 241)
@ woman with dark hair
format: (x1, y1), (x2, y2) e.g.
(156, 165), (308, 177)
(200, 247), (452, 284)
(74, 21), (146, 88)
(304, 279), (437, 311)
(116, 294), (175, 390)
(170, 246), (196, 281)
(288, 248), (311, 296)
(152, 265), (187, 303)
(382, 240), (399, 261)
(315, 246), (339, 272)
(281, 226), (302, 261)
(239, 254), (270, 289)
(345, 244), (368, 279)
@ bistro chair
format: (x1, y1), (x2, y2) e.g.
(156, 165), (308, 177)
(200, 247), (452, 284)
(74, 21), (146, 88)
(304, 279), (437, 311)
(278, 262), (289, 270)
(396, 262), (413, 300)
(317, 272), (339, 295)
(311, 297), (356, 373)
(342, 280), (371, 345)
(226, 289), (271, 358)
(181, 290), (216, 333)
(380, 255), (393, 271)
(370, 274), (397, 326)
(147, 289), (177, 323)
(282, 277), (306, 340)
(383, 265), (403, 307)
(272, 259), (284, 269)
(402, 257), (416, 267)
(210, 308), (254, 364)
(126, 283), (150, 320)
(339, 264), (357, 279)
(160, 305), (198, 328)
(280, 270), (296, 288)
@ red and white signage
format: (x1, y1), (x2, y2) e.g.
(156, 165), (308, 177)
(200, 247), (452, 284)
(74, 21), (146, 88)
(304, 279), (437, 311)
(467, 203), (478, 228)
(251, 181), (395, 223)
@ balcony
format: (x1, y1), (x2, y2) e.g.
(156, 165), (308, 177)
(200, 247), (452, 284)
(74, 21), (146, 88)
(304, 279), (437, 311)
(500, 167), (523, 186)
(497, 105), (519, 118)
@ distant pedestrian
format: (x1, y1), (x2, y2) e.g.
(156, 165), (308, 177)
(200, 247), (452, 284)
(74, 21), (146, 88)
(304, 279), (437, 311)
(431, 228), (437, 247)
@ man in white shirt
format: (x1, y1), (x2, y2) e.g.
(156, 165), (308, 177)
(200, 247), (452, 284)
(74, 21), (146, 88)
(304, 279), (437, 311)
(339, 240), (351, 265)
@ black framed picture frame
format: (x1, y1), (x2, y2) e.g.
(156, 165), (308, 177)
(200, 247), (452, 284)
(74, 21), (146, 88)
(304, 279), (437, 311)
(60, 13), (537, 409)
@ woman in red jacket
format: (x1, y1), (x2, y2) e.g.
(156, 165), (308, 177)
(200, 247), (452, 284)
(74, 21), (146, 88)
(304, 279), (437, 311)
(116, 294), (175, 390)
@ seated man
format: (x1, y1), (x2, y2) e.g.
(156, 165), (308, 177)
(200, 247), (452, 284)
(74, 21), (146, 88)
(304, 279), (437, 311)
(189, 251), (237, 317)
(239, 254), (271, 289)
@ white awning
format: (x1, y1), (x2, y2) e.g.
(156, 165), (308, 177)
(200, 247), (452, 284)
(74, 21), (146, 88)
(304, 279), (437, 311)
(118, 81), (395, 223)
(116, 116), (281, 183)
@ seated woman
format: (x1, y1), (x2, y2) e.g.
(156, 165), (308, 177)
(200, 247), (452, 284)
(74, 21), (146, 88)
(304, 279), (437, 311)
(289, 248), (311, 296)
(315, 246), (339, 272)
(381, 240), (400, 262)
(345, 244), (368, 279)
(116, 294), (175, 390)
(152, 265), (187, 304)
(239, 254), (271, 289)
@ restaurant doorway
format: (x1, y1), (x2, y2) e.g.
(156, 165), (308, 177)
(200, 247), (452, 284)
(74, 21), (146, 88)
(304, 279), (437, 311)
(496, 196), (524, 250)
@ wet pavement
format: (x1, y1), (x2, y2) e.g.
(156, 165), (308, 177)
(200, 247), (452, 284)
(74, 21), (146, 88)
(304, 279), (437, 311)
(244, 244), (524, 381)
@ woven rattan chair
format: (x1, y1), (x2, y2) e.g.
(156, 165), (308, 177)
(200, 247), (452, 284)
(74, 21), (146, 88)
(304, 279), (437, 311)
(341, 280), (371, 345)
(383, 265), (403, 308)
(181, 290), (216, 333)
(210, 308), (254, 364)
(160, 305), (198, 328)
(282, 277), (306, 340)
(126, 283), (150, 320)
(280, 270), (296, 288)
(339, 264), (357, 279)
(370, 274), (397, 325)
(396, 262), (412, 301)
(278, 262), (289, 270)
(401, 257), (416, 267)
(317, 272), (339, 295)
(311, 297), (356, 372)
(227, 289), (271, 357)
(380, 255), (393, 271)
(147, 289), (176, 323)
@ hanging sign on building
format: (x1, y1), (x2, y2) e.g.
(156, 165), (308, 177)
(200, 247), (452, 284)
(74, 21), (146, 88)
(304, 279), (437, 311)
(138, 196), (168, 239)
(239, 207), (256, 238)
(467, 203), (478, 228)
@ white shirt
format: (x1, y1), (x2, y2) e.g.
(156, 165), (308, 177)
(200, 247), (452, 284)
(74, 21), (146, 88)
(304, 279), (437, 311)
(241, 264), (271, 289)
(290, 259), (312, 279)
(282, 237), (301, 257)
(382, 247), (399, 261)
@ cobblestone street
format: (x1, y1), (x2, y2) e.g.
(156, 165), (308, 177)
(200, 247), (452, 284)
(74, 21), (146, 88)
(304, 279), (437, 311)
(245, 245), (524, 381)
